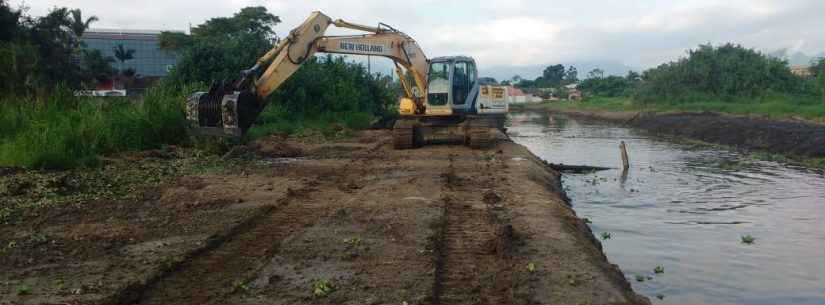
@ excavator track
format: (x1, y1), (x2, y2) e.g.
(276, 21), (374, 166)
(467, 117), (494, 149)
(468, 128), (492, 149)
(393, 120), (416, 149)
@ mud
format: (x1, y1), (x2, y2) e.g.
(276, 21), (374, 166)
(1, 130), (649, 305)
(539, 108), (825, 158)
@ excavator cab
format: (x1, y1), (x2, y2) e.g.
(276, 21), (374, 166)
(424, 56), (478, 116)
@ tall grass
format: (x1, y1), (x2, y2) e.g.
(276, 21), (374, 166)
(0, 82), (387, 169)
(245, 102), (377, 140)
(0, 85), (194, 169)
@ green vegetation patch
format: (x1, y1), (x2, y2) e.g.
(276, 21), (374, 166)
(0, 85), (193, 169)
(312, 279), (334, 297)
(517, 44), (825, 122)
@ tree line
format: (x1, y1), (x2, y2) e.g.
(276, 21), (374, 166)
(0, 1), (119, 96)
(1, 2), (396, 118)
(517, 43), (825, 104)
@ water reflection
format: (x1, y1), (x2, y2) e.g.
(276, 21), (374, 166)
(508, 112), (825, 305)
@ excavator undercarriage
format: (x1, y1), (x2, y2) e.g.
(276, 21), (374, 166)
(392, 115), (496, 149)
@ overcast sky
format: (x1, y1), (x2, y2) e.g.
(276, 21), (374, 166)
(16, 0), (825, 70)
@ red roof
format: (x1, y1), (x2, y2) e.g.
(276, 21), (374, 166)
(95, 79), (115, 90)
(508, 86), (526, 96)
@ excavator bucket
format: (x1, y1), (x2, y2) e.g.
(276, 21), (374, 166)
(185, 81), (263, 137)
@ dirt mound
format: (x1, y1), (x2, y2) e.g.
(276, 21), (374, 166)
(543, 108), (825, 159)
(633, 112), (825, 158)
(250, 134), (304, 158)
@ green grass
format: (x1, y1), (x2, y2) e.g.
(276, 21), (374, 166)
(16, 284), (32, 295)
(0, 85), (195, 169)
(0, 85), (381, 170)
(520, 95), (825, 122)
(654, 265), (665, 274)
(312, 279), (334, 297)
(245, 103), (377, 140)
(342, 236), (362, 246)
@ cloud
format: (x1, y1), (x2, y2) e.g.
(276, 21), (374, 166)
(15, 0), (825, 69)
(432, 17), (564, 66)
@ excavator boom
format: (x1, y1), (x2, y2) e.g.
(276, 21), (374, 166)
(186, 11), (429, 137)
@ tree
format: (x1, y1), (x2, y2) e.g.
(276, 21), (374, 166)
(113, 44), (135, 72)
(165, 6), (281, 84)
(193, 6), (280, 40)
(272, 55), (395, 117)
(158, 31), (193, 52)
(0, 0), (21, 42)
(26, 7), (85, 87)
(68, 9), (98, 38)
(587, 68), (604, 79)
(81, 48), (115, 81)
(163, 7), (395, 119)
(579, 76), (632, 97)
(0, 5), (114, 93)
(810, 57), (825, 77)
(0, 41), (38, 94)
(516, 79), (535, 88)
(510, 75), (522, 84)
(564, 66), (578, 84)
(541, 64), (565, 87)
(626, 70), (641, 83)
(635, 43), (801, 103)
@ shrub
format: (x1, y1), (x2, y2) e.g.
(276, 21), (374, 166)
(635, 43), (803, 104)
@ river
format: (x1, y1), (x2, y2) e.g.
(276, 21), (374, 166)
(508, 111), (825, 305)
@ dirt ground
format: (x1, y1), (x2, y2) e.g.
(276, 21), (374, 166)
(540, 108), (825, 159)
(1, 130), (649, 305)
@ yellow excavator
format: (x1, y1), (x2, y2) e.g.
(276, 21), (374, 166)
(186, 11), (508, 149)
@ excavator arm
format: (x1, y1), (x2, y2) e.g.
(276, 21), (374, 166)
(186, 11), (429, 137)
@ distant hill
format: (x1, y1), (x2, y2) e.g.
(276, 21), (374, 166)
(479, 61), (636, 82)
(767, 50), (825, 67)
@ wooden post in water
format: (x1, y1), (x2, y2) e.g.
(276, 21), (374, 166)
(620, 141), (630, 171)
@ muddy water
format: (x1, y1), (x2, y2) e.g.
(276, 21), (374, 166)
(508, 112), (825, 305)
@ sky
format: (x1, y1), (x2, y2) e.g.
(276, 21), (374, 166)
(15, 0), (825, 78)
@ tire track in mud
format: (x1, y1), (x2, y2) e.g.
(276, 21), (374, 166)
(111, 177), (333, 305)
(432, 153), (519, 305)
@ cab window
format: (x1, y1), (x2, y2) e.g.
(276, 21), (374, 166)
(428, 62), (450, 106)
(428, 62), (449, 86)
(454, 61), (471, 105)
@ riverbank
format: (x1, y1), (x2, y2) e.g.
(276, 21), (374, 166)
(517, 101), (825, 168)
(0, 130), (649, 304)
(516, 97), (825, 123)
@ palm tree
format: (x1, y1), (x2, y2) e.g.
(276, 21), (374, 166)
(69, 9), (98, 37)
(113, 44), (135, 70)
(113, 44), (136, 88)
